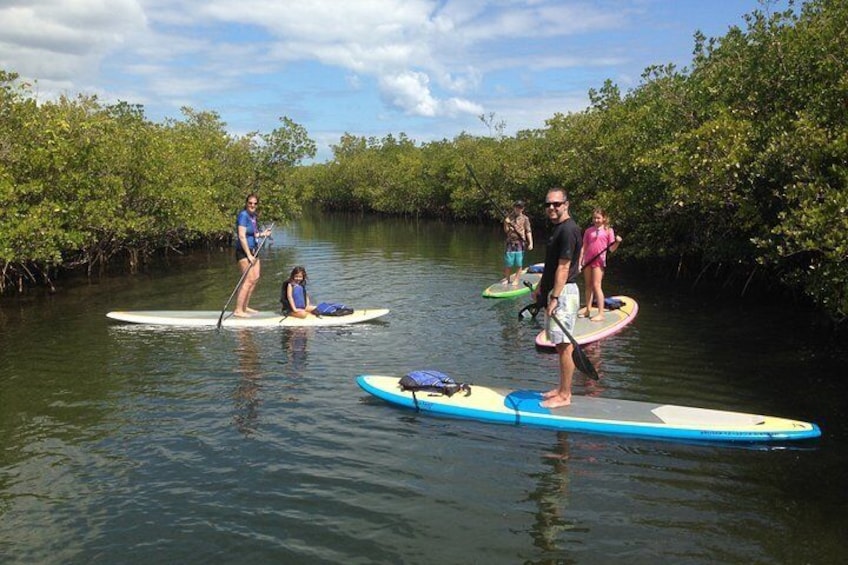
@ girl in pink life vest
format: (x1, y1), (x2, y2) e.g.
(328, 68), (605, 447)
(579, 208), (622, 322)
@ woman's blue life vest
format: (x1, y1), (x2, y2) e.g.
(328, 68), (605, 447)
(280, 280), (308, 313)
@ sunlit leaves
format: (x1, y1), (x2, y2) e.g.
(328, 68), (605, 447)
(0, 75), (314, 291)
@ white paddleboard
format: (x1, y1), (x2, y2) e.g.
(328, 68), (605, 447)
(107, 309), (389, 327)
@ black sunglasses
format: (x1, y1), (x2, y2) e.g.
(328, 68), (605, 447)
(545, 201), (565, 208)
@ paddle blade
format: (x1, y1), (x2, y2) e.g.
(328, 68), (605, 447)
(548, 307), (600, 380)
(572, 346), (599, 381)
(518, 303), (540, 320)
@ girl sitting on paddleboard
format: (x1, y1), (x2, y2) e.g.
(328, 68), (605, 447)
(579, 208), (622, 322)
(281, 266), (317, 318)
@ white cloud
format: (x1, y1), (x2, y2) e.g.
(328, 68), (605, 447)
(0, 0), (146, 78)
(0, 0), (712, 159)
(379, 71), (438, 117)
(378, 70), (481, 118)
(444, 97), (485, 117)
(147, 0), (618, 116)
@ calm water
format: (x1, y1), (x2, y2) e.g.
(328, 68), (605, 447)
(1, 213), (846, 564)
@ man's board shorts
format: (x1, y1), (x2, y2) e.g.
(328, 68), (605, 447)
(545, 283), (579, 345)
(504, 250), (524, 268)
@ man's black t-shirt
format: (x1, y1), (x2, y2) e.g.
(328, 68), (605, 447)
(539, 217), (582, 299)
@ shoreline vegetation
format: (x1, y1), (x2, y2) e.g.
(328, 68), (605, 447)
(1, 0), (845, 325)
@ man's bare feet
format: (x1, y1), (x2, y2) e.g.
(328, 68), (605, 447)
(542, 389), (560, 399)
(590, 315), (605, 322)
(245, 307), (259, 314)
(578, 307), (589, 318)
(540, 394), (572, 408)
(232, 310), (251, 318)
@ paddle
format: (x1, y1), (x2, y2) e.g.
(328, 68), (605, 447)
(466, 163), (529, 281)
(466, 163), (528, 242)
(517, 301), (540, 320)
(523, 281), (599, 380)
(582, 238), (619, 270)
(217, 223), (275, 329)
(550, 309), (600, 380)
(465, 163), (510, 219)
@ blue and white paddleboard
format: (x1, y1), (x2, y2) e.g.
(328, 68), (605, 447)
(356, 375), (821, 443)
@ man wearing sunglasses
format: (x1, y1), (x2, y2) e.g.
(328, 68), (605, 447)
(534, 188), (582, 408)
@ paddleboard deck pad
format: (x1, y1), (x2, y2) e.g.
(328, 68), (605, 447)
(107, 309), (389, 327)
(536, 295), (638, 348)
(483, 265), (543, 299)
(356, 375), (821, 443)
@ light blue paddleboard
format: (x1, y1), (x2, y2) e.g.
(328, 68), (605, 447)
(356, 375), (821, 443)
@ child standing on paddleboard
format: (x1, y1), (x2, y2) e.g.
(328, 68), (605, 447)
(503, 200), (533, 286)
(579, 208), (622, 322)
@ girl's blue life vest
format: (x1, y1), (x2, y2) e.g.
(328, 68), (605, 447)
(280, 280), (307, 313)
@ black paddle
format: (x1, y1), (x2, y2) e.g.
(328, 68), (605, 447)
(517, 301), (540, 320)
(550, 309), (600, 380)
(466, 163), (530, 282)
(465, 163), (509, 219)
(523, 281), (599, 380)
(581, 238), (619, 270)
(466, 163), (527, 241)
(217, 223), (275, 329)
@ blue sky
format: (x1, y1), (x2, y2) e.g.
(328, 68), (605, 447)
(0, 0), (792, 162)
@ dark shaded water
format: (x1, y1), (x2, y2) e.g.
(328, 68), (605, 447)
(2, 213), (846, 564)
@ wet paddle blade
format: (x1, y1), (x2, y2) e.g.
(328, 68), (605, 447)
(572, 346), (599, 380)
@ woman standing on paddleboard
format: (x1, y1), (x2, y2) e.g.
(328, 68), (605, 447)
(234, 194), (272, 317)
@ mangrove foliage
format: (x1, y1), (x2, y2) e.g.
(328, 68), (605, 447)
(1, 0), (845, 323)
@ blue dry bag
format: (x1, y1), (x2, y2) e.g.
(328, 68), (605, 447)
(604, 297), (624, 310)
(399, 370), (470, 398)
(315, 302), (354, 316)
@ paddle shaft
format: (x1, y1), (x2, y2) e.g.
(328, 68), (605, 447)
(466, 163), (510, 219)
(582, 238), (618, 269)
(466, 163), (529, 276)
(217, 223), (274, 329)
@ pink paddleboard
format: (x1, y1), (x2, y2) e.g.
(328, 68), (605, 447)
(535, 295), (638, 349)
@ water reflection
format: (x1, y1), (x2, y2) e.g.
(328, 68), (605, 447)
(582, 342), (607, 397)
(527, 433), (577, 559)
(233, 329), (262, 436)
(280, 327), (310, 380)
